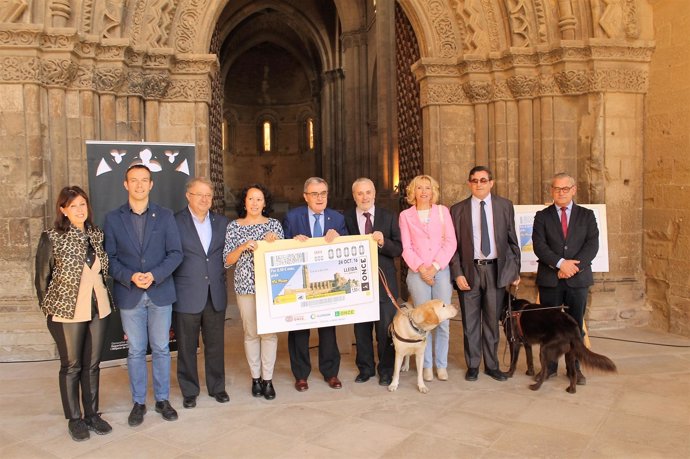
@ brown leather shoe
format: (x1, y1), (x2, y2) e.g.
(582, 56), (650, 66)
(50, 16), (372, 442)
(294, 379), (309, 392)
(325, 376), (342, 389)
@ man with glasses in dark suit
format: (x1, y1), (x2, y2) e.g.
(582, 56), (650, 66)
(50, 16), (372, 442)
(532, 172), (599, 384)
(450, 166), (521, 382)
(282, 177), (348, 392)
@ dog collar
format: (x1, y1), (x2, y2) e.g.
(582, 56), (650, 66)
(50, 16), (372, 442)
(389, 322), (427, 344)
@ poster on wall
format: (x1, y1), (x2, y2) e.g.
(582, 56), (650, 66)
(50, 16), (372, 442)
(86, 141), (194, 361)
(86, 141), (195, 226)
(514, 204), (609, 273)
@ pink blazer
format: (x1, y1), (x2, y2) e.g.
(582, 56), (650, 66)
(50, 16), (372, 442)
(399, 204), (457, 272)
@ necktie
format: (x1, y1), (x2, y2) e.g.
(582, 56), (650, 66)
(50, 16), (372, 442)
(313, 214), (323, 237)
(363, 212), (373, 234)
(560, 207), (568, 239)
(480, 200), (490, 257)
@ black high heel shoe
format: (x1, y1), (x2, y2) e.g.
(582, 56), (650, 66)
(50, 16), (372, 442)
(261, 379), (276, 400)
(251, 378), (263, 397)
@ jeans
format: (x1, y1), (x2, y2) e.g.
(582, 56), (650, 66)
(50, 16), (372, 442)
(406, 267), (453, 369)
(120, 293), (172, 404)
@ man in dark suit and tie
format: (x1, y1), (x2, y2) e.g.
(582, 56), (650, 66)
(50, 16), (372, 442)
(283, 177), (348, 391)
(344, 178), (402, 386)
(104, 164), (183, 426)
(450, 166), (521, 382)
(532, 172), (599, 384)
(173, 177), (230, 409)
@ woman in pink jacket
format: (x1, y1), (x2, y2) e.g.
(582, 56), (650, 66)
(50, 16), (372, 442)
(399, 175), (458, 382)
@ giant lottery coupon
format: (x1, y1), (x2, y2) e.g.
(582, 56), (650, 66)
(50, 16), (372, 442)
(253, 235), (380, 334)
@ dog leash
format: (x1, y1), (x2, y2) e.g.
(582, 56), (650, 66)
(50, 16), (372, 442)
(378, 267), (403, 312)
(379, 268), (428, 341)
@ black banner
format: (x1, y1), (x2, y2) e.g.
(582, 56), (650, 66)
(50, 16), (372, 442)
(87, 141), (193, 361)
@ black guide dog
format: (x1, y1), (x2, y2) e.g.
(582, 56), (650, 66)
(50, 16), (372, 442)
(501, 294), (617, 394)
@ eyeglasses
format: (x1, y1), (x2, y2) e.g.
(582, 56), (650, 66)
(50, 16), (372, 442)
(551, 186), (573, 194)
(188, 192), (212, 199)
(305, 191), (328, 199)
(469, 178), (491, 185)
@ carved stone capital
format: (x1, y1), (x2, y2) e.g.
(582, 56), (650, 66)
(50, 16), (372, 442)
(143, 72), (171, 99)
(462, 80), (492, 103)
(40, 58), (78, 87)
(94, 67), (126, 93)
(554, 70), (590, 94)
(506, 74), (539, 99)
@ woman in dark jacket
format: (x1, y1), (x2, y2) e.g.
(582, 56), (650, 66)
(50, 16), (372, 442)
(35, 186), (113, 441)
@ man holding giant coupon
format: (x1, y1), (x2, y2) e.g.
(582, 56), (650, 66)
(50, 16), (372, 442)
(282, 177), (349, 392)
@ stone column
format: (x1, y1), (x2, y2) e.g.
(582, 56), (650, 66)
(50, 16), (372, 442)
(320, 69), (345, 198)
(341, 30), (369, 197)
(374, 0), (398, 196)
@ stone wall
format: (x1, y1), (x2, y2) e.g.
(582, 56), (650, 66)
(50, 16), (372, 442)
(644, 1), (690, 337)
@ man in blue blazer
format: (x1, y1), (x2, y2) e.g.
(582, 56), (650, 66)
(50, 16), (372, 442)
(344, 178), (402, 386)
(173, 177), (230, 409)
(283, 177), (348, 392)
(533, 172), (599, 384)
(104, 164), (183, 427)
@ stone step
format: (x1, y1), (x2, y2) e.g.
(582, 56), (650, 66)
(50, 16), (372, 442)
(0, 298), (40, 313)
(0, 344), (58, 362)
(0, 311), (56, 362)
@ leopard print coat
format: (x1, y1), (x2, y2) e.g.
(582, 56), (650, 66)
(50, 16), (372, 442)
(35, 225), (111, 320)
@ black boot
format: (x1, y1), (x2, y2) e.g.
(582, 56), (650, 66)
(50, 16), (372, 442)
(262, 380), (276, 400)
(68, 418), (90, 442)
(251, 378), (263, 397)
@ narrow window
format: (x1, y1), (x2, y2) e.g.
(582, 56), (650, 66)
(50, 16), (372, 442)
(263, 121), (271, 152)
(307, 118), (314, 150)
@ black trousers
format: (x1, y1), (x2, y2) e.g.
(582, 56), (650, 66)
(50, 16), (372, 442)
(354, 296), (396, 378)
(47, 315), (109, 420)
(174, 295), (226, 397)
(538, 282), (589, 336)
(288, 326), (340, 380)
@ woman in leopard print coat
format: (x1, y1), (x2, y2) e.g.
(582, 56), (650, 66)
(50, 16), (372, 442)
(34, 186), (114, 442)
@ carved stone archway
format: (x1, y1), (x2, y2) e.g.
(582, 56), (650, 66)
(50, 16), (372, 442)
(0, 1), (659, 361)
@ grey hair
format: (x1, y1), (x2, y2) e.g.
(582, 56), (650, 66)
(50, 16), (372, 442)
(303, 177), (328, 192)
(352, 177), (375, 192)
(551, 172), (575, 187)
(186, 176), (214, 191)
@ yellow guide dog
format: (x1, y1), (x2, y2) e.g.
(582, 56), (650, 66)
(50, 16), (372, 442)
(387, 299), (459, 393)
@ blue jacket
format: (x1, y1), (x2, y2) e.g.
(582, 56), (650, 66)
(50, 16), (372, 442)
(173, 207), (229, 313)
(104, 202), (183, 309)
(282, 206), (347, 239)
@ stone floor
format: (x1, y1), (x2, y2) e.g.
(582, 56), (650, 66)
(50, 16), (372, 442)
(1, 310), (689, 458)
